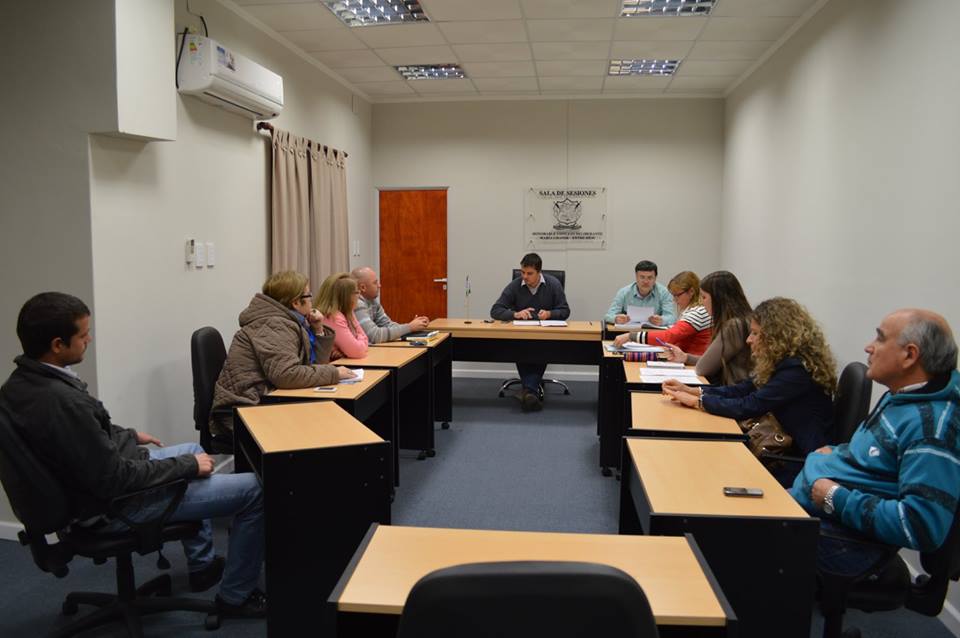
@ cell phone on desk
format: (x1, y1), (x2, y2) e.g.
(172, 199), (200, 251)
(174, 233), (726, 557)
(314, 386), (337, 392)
(723, 486), (763, 498)
(483, 319), (495, 323)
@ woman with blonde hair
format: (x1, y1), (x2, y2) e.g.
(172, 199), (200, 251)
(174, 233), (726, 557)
(664, 297), (836, 483)
(317, 272), (369, 359)
(211, 270), (355, 437)
(614, 271), (713, 356)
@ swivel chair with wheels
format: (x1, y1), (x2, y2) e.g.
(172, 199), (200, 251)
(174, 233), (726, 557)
(190, 326), (234, 454)
(498, 268), (572, 399)
(397, 560), (660, 638)
(0, 401), (218, 637)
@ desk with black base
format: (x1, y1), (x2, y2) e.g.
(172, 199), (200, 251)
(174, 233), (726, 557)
(376, 332), (453, 433)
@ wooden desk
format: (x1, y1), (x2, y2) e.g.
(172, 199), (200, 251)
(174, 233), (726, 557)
(602, 321), (667, 339)
(627, 393), (746, 441)
(330, 524), (736, 638)
(427, 318), (601, 365)
(337, 347), (433, 470)
(624, 360), (708, 392)
(598, 341), (625, 474)
(265, 370), (395, 484)
(233, 402), (391, 638)
(375, 332), (453, 431)
(620, 438), (817, 638)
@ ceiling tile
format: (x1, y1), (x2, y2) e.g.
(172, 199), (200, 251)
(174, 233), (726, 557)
(419, 0), (522, 21)
(526, 19), (614, 42)
(668, 76), (736, 90)
(711, 0), (816, 18)
(520, 0), (621, 19)
(602, 75), (670, 91)
(412, 79), (478, 94)
(472, 77), (540, 92)
(437, 20), (528, 44)
(698, 16), (797, 41)
(462, 60), (537, 77)
(280, 28), (367, 52)
(531, 41), (610, 60)
(538, 76), (604, 91)
(240, 3), (342, 31)
(354, 81), (416, 96)
(674, 59), (753, 76)
(310, 49), (385, 68)
(609, 40), (692, 59)
(687, 40), (772, 60)
(337, 66), (404, 83)
(613, 16), (707, 41)
(375, 45), (458, 65)
(453, 43), (532, 62)
(352, 23), (446, 48)
(535, 60), (607, 76)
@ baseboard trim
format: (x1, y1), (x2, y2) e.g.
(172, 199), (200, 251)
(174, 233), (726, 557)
(452, 367), (599, 381)
(0, 520), (24, 542)
(903, 552), (960, 637)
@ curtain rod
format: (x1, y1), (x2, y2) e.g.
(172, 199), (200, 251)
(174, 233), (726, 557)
(255, 121), (348, 159)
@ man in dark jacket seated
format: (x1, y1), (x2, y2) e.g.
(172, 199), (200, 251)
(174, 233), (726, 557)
(0, 292), (266, 616)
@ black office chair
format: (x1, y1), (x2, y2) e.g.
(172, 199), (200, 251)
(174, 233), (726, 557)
(190, 326), (233, 454)
(0, 401), (217, 637)
(819, 502), (960, 638)
(498, 269), (571, 399)
(396, 561), (660, 638)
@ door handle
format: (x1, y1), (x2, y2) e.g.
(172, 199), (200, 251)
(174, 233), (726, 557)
(432, 278), (448, 283)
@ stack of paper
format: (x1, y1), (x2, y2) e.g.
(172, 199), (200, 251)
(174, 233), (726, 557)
(339, 368), (365, 384)
(512, 320), (568, 327)
(622, 342), (664, 353)
(638, 368), (704, 385)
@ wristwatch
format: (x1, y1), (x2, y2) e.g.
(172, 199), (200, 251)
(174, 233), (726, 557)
(823, 485), (840, 515)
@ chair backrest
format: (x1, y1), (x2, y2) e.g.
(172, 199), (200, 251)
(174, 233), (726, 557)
(921, 501), (960, 582)
(396, 561), (660, 638)
(831, 362), (872, 445)
(511, 269), (566, 289)
(190, 327), (227, 443)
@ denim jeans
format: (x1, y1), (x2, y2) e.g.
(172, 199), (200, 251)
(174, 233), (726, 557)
(817, 520), (899, 577)
(516, 363), (546, 393)
(102, 442), (265, 605)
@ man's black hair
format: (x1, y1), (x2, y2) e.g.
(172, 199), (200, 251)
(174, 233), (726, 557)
(16, 292), (91, 359)
(635, 260), (658, 275)
(520, 253), (542, 271)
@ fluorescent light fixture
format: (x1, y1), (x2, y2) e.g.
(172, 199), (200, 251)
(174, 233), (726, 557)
(608, 59), (680, 76)
(322, 1), (428, 27)
(396, 64), (466, 80)
(621, 0), (715, 17)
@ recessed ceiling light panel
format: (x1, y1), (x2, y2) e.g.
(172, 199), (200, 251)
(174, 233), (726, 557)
(608, 59), (680, 76)
(621, 0), (715, 17)
(396, 64), (466, 80)
(322, 1), (428, 27)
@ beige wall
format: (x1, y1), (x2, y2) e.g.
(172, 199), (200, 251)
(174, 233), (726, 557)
(372, 98), (725, 376)
(722, 0), (960, 630)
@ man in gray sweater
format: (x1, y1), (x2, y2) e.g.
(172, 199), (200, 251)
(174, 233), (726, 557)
(352, 266), (429, 343)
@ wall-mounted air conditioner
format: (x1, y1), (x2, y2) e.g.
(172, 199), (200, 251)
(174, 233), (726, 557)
(177, 34), (283, 120)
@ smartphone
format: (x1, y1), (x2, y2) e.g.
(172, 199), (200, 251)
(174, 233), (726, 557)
(314, 387), (337, 393)
(723, 486), (763, 498)
(483, 319), (495, 323)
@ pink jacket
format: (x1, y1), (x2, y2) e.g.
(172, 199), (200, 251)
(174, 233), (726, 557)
(322, 312), (369, 360)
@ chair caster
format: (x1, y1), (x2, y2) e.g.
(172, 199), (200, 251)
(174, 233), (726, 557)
(498, 391), (506, 398)
(426, 449), (436, 458)
(204, 612), (222, 630)
(62, 600), (79, 616)
(563, 389), (571, 395)
(441, 422), (450, 430)
(417, 450), (428, 460)
(601, 467), (612, 477)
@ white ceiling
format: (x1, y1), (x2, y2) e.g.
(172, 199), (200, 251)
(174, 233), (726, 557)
(231, 0), (820, 101)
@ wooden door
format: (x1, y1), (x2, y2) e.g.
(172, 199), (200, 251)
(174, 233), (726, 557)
(378, 189), (447, 322)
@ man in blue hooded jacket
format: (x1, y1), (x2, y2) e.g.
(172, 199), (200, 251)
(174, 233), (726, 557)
(791, 309), (960, 576)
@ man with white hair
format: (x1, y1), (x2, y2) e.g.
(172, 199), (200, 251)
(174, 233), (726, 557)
(791, 309), (960, 576)
(351, 266), (429, 343)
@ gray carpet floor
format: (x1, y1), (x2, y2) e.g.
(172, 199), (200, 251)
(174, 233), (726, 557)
(0, 378), (952, 637)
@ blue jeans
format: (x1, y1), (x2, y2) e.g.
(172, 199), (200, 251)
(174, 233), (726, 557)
(102, 442), (265, 605)
(516, 363), (546, 393)
(817, 520), (899, 577)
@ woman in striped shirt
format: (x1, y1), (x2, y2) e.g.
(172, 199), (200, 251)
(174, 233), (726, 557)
(613, 271), (713, 355)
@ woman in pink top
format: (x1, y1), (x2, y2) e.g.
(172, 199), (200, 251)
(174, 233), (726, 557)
(316, 272), (369, 360)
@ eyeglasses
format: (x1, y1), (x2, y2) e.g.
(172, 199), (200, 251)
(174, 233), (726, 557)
(298, 294), (312, 301)
(671, 289), (690, 300)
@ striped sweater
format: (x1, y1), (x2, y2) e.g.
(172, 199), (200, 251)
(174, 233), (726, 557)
(631, 305), (713, 356)
(790, 370), (960, 551)
(354, 297), (410, 344)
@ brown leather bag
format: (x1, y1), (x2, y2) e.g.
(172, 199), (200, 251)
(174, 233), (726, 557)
(739, 413), (793, 458)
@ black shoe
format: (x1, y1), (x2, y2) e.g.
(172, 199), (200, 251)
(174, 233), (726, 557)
(216, 588), (267, 618)
(521, 390), (539, 412)
(189, 555), (225, 593)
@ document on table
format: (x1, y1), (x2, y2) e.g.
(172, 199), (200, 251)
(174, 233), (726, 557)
(620, 305), (668, 329)
(512, 320), (569, 327)
(638, 368), (704, 385)
(645, 361), (685, 369)
(622, 342), (664, 353)
(339, 368), (364, 384)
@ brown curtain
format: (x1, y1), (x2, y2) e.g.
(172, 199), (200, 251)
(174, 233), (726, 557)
(270, 129), (349, 290)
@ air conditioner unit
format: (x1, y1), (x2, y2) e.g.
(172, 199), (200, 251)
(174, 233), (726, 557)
(177, 34), (283, 120)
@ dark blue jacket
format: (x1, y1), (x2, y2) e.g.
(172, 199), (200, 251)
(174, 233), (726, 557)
(490, 274), (570, 321)
(703, 356), (833, 455)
